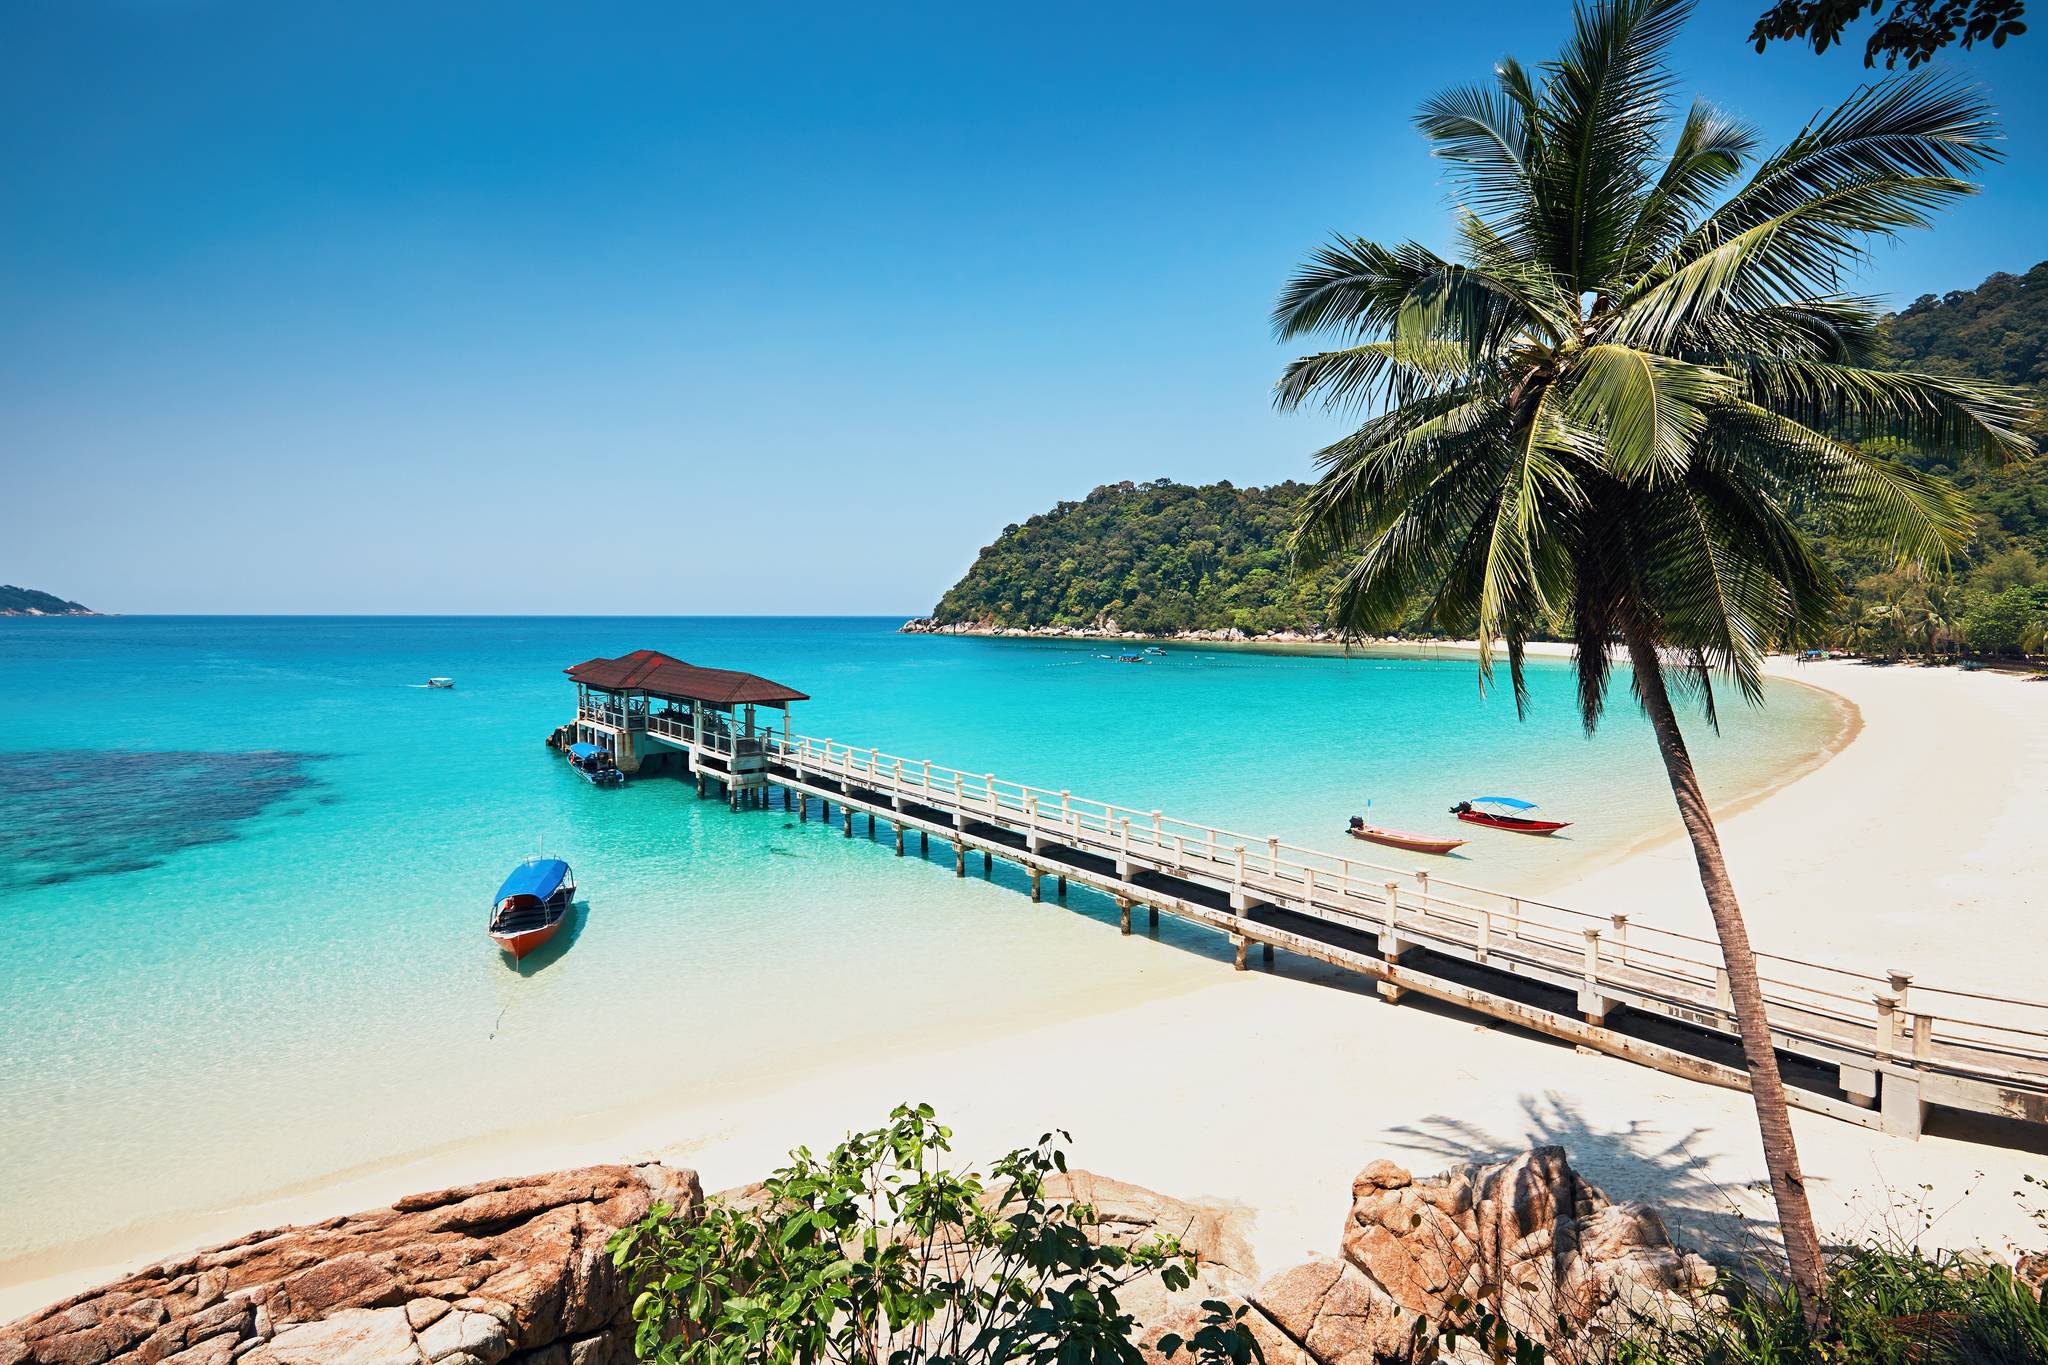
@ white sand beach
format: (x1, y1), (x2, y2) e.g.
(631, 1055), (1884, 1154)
(6, 656), (2046, 1322)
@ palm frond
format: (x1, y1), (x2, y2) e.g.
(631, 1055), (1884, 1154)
(1531, 0), (1694, 290)
(1273, 341), (1472, 414)
(1743, 361), (2037, 461)
(1566, 344), (1737, 482)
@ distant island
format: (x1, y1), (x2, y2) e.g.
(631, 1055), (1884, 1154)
(0, 585), (98, 617)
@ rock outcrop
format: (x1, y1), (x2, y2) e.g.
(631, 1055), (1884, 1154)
(1147, 1146), (1713, 1365)
(0, 1164), (701, 1365)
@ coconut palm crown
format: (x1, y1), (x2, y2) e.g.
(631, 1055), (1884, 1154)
(1276, 0), (2035, 727)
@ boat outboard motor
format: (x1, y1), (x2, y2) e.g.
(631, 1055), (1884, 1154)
(1347, 815), (1364, 832)
(1450, 801), (1472, 815)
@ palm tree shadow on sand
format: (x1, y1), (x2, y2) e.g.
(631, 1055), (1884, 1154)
(1384, 1091), (1783, 1267)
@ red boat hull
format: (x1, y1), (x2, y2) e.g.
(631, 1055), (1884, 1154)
(1455, 811), (1571, 835)
(1348, 826), (1466, 856)
(491, 918), (561, 961)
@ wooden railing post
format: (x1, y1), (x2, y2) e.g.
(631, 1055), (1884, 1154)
(1266, 836), (1280, 880)
(1475, 909), (1491, 962)
(1912, 1012), (1934, 1063)
(1874, 994), (1899, 1060)
(1610, 914), (1630, 967)
(1888, 970), (1913, 1016)
(985, 774), (996, 811)
(1151, 810), (1163, 848)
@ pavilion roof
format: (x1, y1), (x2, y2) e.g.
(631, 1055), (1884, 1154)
(564, 650), (809, 706)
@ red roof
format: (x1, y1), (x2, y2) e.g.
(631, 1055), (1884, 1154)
(564, 650), (808, 706)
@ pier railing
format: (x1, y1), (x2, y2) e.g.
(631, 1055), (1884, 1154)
(765, 731), (2048, 1108)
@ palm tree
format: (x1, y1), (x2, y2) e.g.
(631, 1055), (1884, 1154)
(1272, 0), (2035, 1327)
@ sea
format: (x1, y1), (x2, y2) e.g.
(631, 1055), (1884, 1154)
(0, 616), (1843, 1276)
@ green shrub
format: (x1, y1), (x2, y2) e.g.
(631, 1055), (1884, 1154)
(607, 1103), (1260, 1365)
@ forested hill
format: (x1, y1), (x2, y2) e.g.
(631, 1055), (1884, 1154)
(0, 585), (95, 616)
(926, 480), (1344, 635)
(924, 264), (2047, 646)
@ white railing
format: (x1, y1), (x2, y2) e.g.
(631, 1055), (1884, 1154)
(765, 732), (2048, 1090)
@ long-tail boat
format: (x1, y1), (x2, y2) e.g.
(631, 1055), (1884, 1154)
(489, 858), (575, 962)
(1450, 797), (1571, 836)
(1346, 816), (1465, 856)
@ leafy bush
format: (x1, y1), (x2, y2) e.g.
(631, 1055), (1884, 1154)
(607, 1103), (1259, 1365)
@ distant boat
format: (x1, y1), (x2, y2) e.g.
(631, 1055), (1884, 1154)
(1346, 816), (1465, 856)
(426, 677), (454, 689)
(1142, 646), (1166, 656)
(1450, 796), (1571, 836)
(566, 741), (624, 786)
(489, 857), (575, 961)
(1114, 654), (1148, 664)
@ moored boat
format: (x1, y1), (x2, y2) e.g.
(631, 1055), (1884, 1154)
(1450, 796), (1571, 835)
(566, 741), (624, 786)
(489, 857), (575, 961)
(1346, 815), (1465, 856)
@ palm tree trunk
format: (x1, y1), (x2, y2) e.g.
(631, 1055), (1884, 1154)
(1622, 629), (1830, 1331)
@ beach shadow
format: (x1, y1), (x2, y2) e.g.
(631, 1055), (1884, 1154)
(1384, 1091), (1777, 1266)
(508, 902), (589, 977)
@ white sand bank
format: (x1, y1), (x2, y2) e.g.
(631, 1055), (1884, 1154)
(8, 657), (2047, 1323)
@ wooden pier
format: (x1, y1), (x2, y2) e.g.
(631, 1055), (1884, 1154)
(560, 654), (2048, 1144)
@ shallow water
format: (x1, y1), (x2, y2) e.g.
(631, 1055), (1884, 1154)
(0, 616), (1840, 1264)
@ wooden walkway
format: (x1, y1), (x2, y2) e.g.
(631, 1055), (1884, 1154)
(664, 726), (2048, 1143)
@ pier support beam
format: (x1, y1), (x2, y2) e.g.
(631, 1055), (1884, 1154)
(1029, 870), (1043, 902)
(868, 812), (876, 838)
(1117, 898), (1131, 935)
(1262, 942), (1274, 966)
(921, 830), (929, 857)
(1148, 906), (1159, 931)
(694, 773), (706, 798)
(1232, 935), (1247, 971)
(893, 823), (905, 856)
(843, 806), (853, 838)
(1882, 1071), (1927, 1139)
(982, 850), (993, 876)
(1056, 875), (1067, 900)
(954, 843), (965, 877)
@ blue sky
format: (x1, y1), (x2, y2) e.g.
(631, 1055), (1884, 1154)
(5, 1), (2045, 614)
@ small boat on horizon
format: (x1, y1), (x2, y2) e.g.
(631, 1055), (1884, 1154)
(1451, 796), (1571, 836)
(489, 857), (575, 962)
(566, 741), (624, 786)
(1346, 815), (1465, 857)
(426, 677), (454, 689)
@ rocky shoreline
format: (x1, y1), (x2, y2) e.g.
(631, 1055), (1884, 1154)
(899, 617), (1369, 646)
(2, 1145), (1729, 1365)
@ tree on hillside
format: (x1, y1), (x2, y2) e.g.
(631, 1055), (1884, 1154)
(1749, 0), (2028, 68)
(1272, 0), (2035, 1327)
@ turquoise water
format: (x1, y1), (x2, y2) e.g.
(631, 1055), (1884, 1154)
(0, 617), (1841, 1270)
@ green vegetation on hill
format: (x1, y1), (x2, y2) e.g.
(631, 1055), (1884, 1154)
(927, 479), (1346, 635)
(928, 265), (2046, 651)
(0, 585), (93, 616)
(1826, 263), (2048, 655)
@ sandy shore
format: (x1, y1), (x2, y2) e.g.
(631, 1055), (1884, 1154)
(7, 656), (2047, 1321)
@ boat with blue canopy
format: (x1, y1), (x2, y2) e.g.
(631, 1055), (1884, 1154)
(489, 857), (575, 961)
(1449, 796), (1571, 836)
(566, 741), (624, 786)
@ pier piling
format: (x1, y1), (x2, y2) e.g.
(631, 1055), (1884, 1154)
(954, 843), (965, 877)
(1030, 870), (1043, 902)
(894, 823), (905, 856)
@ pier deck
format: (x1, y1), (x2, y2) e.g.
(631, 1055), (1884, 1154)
(546, 634), (2048, 1147)
(660, 730), (2048, 1144)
